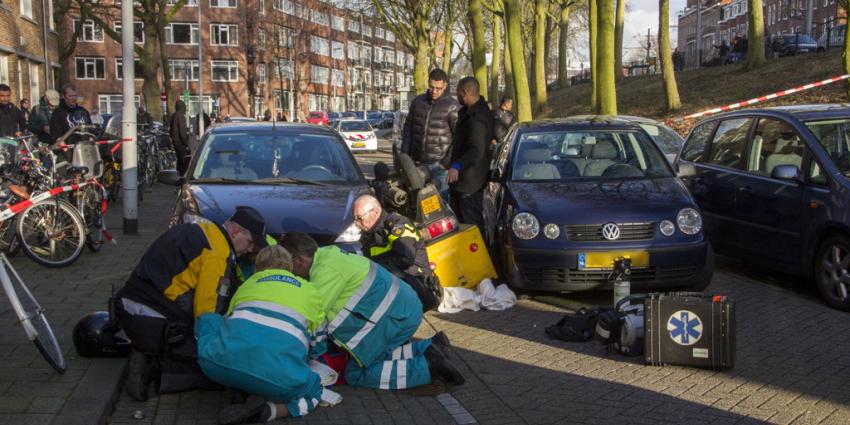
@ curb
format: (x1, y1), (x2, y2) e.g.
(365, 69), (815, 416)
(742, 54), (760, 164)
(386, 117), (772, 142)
(51, 358), (127, 425)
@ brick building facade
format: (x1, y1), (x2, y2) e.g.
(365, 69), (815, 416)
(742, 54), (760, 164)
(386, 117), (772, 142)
(0, 0), (60, 105)
(64, 0), (416, 120)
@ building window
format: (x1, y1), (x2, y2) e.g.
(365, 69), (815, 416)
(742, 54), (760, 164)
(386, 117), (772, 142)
(363, 25), (372, 37)
(348, 19), (360, 33)
(0, 56), (8, 85)
(166, 23), (199, 45)
(28, 63), (39, 106)
(311, 65), (329, 84)
(274, 59), (293, 79)
(168, 0), (198, 5)
(114, 21), (144, 44)
(258, 30), (266, 50)
(387, 31), (395, 42)
(210, 0), (236, 8)
(211, 60), (239, 82)
(385, 49), (395, 64)
(375, 28), (384, 39)
(308, 94), (328, 111)
(116, 58), (143, 80)
(75, 57), (105, 80)
(20, 0), (33, 18)
(311, 35), (329, 56)
(274, 90), (290, 111)
(169, 59), (199, 81)
(259, 0), (264, 14)
(98, 94), (140, 115)
(258, 64), (266, 84)
(274, 0), (293, 13)
(311, 10), (328, 26)
(332, 69), (344, 87)
(332, 15), (344, 31)
(211, 24), (239, 46)
(332, 41), (344, 59)
(348, 42), (358, 60)
(375, 48), (383, 63)
(75, 20), (104, 42)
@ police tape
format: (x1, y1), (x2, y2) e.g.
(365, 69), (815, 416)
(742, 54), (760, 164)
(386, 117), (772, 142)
(668, 73), (850, 124)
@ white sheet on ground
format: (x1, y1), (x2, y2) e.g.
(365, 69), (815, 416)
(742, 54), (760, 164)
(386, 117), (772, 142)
(437, 279), (516, 313)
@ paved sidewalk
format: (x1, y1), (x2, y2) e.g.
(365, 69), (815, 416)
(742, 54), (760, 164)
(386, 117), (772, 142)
(0, 185), (175, 425)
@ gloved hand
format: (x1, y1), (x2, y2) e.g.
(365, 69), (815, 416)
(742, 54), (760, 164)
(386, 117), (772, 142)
(319, 388), (343, 407)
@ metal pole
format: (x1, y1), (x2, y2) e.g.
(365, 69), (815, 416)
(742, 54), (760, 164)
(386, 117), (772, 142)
(40, 0), (51, 89)
(289, 31), (294, 122)
(361, 13), (366, 118)
(198, 0), (204, 134)
(120, 0), (138, 235)
(805, 0), (813, 36)
(695, 0), (702, 69)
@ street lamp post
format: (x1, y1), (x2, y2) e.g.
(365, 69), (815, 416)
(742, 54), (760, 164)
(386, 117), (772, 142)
(120, 0), (138, 234)
(198, 0), (204, 134)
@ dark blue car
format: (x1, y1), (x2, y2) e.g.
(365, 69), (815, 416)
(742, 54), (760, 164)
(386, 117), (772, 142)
(485, 116), (714, 292)
(676, 105), (850, 310)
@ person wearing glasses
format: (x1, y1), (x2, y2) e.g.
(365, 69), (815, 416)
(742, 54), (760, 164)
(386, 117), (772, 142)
(114, 206), (269, 402)
(351, 194), (441, 312)
(400, 68), (460, 202)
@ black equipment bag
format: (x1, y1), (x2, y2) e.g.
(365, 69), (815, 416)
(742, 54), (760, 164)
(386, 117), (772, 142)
(644, 292), (735, 370)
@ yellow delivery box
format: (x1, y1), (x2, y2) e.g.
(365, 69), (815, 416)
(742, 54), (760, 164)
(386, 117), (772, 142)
(425, 224), (497, 290)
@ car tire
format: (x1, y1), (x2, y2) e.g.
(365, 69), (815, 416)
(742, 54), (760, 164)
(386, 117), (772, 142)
(814, 234), (850, 311)
(398, 153), (424, 190)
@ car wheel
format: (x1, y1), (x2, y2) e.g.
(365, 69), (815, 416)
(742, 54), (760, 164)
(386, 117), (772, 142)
(815, 234), (850, 311)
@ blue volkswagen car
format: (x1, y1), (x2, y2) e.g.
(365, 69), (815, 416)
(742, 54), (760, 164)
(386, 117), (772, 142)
(485, 116), (714, 292)
(675, 105), (850, 310)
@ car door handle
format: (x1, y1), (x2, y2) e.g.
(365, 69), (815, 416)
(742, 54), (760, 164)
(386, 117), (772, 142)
(738, 186), (754, 194)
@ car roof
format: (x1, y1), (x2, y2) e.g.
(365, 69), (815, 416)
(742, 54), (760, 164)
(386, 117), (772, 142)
(698, 104), (850, 122)
(338, 119), (370, 126)
(208, 122), (335, 133)
(514, 114), (668, 131)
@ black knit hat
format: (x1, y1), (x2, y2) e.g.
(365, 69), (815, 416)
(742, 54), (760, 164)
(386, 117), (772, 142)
(229, 206), (268, 249)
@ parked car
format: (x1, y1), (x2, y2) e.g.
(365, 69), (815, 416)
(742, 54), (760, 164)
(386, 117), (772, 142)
(223, 116), (256, 123)
(306, 111), (329, 126)
(341, 111), (358, 119)
(572, 115), (684, 164)
(817, 24), (846, 52)
(771, 34), (818, 56)
(333, 119), (378, 152)
(676, 105), (850, 310)
(328, 112), (341, 128)
(485, 116), (714, 293)
(157, 122), (369, 248)
(381, 111), (395, 129)
(367, 111), (384, 128)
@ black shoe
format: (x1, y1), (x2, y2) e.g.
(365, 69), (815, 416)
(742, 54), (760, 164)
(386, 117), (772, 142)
(432, 331), (452, 354)
(425, 344), (465, 386)
(125, 349), (153, 402)
(218, 395), (271, 425)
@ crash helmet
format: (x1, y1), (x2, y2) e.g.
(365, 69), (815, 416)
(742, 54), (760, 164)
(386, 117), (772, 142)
(72, 311), (131, 358)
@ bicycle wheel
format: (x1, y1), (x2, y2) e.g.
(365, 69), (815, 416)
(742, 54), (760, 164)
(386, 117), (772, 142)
(0, 221), (19, 257)
(16, 199), (86, 268)
(78, 185), (105, 253)
(0, 254), (66, 373)
(145, 152), (157, 188)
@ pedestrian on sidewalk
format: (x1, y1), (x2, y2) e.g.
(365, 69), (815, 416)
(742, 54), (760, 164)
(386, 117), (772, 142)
(400, 68), (460, 202)
(447, 76), (493, 238)
(169, 100), (190, 174)
(492, 96), (516, 146)
(197, 245), (330, 424)
(0, 84), (27, 138)
(19, 98), (30, 127)
(280, 232), (464, 390)
(713, 40), (730, 65)
(114, 206), (269, 401)
(28, 90), (60, 145)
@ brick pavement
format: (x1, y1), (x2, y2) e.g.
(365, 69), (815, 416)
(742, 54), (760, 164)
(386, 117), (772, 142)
(0, 185), (176, 425)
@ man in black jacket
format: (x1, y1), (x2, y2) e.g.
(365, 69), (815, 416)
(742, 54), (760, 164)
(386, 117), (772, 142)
(170, 100), (190, 174)
(401, 68), (460, 200)
(447, 77), (493, 236)
(492, 96), (515, 145)
(49, 84), (91, 160)
(0, 84), (27, 138)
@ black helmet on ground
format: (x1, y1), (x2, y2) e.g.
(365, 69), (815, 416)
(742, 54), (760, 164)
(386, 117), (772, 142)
(73, 311), (131, 358)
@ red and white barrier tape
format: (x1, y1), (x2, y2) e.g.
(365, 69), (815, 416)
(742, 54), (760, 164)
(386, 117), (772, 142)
(669, 74), (850, 123)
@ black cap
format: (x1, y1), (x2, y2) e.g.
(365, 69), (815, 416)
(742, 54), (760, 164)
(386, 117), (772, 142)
(229, 206), (268, 249)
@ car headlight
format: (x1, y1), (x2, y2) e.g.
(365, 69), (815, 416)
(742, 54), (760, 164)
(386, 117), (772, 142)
(512, 212), (539, 240)
(543, 223), (560, 240)
(659, 220), (675, 237)
(182, 212), (211, 225)
(676, 208), (702, 235)
(334, 222), (361, 243)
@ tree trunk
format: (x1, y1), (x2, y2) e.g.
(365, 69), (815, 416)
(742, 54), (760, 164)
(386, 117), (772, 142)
(614, 0), (626, 81)
(443, 1), (454, 75)
(141, 23), (162, 121)
(746, 0), (766, 70)
(504, 32), (515, 102)
(533, 0), (547, 113)
(490, 13), (503, 104)
(414, 34), (430, 93)
(158, 23), (176, 117)
(596, 0), (616, 115)
(589, 0), (598, 113)
(558, 6), (570, 89)
(659, 0), (680, 111)
(504, 0), (532, 121)
(468, 0), (488, 94)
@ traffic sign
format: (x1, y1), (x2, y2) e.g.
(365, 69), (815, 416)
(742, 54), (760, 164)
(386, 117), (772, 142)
(160, 92), (167, 102)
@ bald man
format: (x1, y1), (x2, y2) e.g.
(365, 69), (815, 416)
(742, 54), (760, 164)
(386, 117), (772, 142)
(352, 195), (440, 312)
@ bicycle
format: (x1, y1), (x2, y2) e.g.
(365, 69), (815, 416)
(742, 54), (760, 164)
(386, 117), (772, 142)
(0, 252), (65, 373)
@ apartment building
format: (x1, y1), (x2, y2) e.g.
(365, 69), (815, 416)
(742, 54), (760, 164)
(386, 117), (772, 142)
(64, 0), (416, 120)
(0, 0), (60, 105)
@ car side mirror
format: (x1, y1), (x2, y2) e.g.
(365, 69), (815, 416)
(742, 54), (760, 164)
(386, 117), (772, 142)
(676, 162), (697, 178)
(771, 164), (802, 182)
(489, 168), (503, 182)
(157, 169), (185, 186)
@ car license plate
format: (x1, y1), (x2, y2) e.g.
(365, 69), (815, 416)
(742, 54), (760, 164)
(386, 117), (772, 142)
(352, 142), (365, 148)
(420, 195), (441, 215)
(578, 251), (649, 270)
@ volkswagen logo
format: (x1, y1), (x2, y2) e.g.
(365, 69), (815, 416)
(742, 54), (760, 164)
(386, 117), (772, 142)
(602, 223), (621, 240)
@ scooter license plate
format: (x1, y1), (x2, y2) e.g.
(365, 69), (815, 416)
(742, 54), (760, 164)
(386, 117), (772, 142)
(578, 251), (649, 270)
(420, 195), (441, 215)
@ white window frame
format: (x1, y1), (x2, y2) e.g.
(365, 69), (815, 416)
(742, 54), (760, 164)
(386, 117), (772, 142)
(98, 94), (141, 115)
(274, 59), (293, 79)
(311, 35), (329, 56)
(362, 25), (372, 37)
(75, 19), (104, 43)
(114, 21), (145, 44)
(165, 23), (199, 45)
(375, 27), (384, 39)
(258, 29), (266, 50)
(348, 42), (358, 60)
(311, 10), (329, 26)
(258, 64), (266, 84)
(211, 24), (239, 46)
(0, 56), (8, 85)
(28, 63), (39, 105)
(275, 0), (293, 14)
(20, 0), (33, 18)
(348, 19), (360, 33)
(167, 0), (198, 6)
(115, 58), (143, 80)
(332, 15), (345, 31)
(211, 60), (239, 82)
(259, 0), (264, 14)
(75, 57), (106, 80)
(169, 59), (200, 81)
(311, 65), (328, 84)
(332, 69), (344, 87)
(332, 41), (344, 60)
(386, 31), (395, 42)
(210, 0), (236, 8)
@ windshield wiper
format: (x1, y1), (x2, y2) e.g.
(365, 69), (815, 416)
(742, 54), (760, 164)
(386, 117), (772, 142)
(255, 176), (332, 186)
(190, 177), (249, 184)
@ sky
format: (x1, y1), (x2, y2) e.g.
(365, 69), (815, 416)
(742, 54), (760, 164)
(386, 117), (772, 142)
(619, 0), (687, 65)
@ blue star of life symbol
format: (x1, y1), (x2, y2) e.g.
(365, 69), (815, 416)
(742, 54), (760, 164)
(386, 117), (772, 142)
(666, 310), (703, 346)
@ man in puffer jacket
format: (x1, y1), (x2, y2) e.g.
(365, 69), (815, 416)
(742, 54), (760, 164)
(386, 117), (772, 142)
(400, 68), (460, 201)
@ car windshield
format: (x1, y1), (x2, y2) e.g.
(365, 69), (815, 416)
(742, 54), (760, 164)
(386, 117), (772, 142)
(511, 130), (673, 181)
(191, 132), (363, 184)
(340, 121), (371, 132)
(785, 35), (816, 44)
(803, 119), (850, 177)
(639, 123), (684, 155)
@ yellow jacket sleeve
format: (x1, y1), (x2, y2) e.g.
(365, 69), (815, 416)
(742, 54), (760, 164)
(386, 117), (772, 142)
(193, 249), (230, 318)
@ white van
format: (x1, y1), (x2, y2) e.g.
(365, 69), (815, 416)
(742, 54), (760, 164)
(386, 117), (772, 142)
(817, 24), (846, 52)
